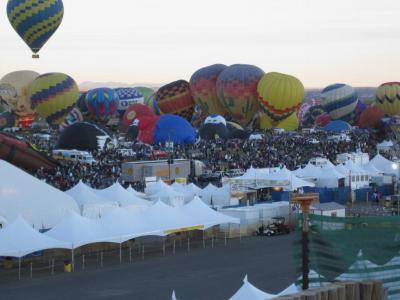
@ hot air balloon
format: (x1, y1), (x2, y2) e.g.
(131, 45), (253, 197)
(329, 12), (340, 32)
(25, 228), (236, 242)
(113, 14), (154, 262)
(358, 107), (384, 129)
(217, 64), (264, 127)
(227, 121), (250, 139)
(351, 100), (368, 125)
(190, 64), (227, 116)
(144, 93), (161, 115)
(59, 108), (83, 132)
(199, 115), (229, 140)
(29, 73), (79, 126)
(323, 120), (351, 133)
(7, 0), (64, 58)
(115, 88), (144, 116)
(86, 88), (118, 122)
(257, 72), (304, 125)
(77, 92), (89, 116)
(0, 70), (39, 117)
(0, 112), (16, 130)
(121, 103), (154, 130)
(153, 115), (196, 145)
(156, 80), (195, 121)
(135, 87), (154, 102)
(297, 99), (330, 128)
(321, 84), (358, 121)
(375, 82), (400, 116)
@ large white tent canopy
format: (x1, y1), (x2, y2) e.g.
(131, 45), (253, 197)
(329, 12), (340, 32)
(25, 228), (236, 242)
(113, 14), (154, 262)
(0, 160), (79, 229)
(369, 154), (398, 176)
(228, 275), (276, 300)
(0, 217), (70, 257)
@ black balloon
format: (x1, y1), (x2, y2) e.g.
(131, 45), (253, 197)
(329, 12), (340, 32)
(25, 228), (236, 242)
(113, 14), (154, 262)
(227, 121), (250, 139)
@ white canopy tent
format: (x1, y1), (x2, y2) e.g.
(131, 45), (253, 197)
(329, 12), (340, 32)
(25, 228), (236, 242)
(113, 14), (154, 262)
(293, 163), (320, 179)
(149, 189), (185, 207)
(369, 154), (398, 176)
(66, 181), (118, 219)
(127, 186), (147, 199)
(199, 183), (231, 206)
(228, 275), (276, 300)
(93, 183), (151, 212)
(0, 217), (70, 257)
(262, 167), (315, 191)
(145, 179), (171, 195)
(171, 182), (198, 203)
(0, 160), (79, 229)
(377, 140), (394, 153)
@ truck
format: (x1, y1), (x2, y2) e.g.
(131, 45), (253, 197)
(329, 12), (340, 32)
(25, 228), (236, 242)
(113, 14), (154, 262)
(121, 159), (204, 182)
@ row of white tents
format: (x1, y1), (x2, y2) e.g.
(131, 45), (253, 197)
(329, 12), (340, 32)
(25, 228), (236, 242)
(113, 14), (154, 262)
(0, 196), (239, 257)
(231, 154), (398, 190)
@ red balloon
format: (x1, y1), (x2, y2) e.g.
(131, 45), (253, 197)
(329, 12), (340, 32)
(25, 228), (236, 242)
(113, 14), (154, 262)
(358, 107), (385, 129)
(122, 103), (154, 130)
(136, 115), (160, 144)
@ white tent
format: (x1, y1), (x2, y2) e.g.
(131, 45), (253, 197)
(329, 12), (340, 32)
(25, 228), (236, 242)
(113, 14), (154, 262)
(66, 181), (118, 218)
(315, 164), (345, 188)
(97, 207), (163, 243)
(369, 154), (398, 176)
(261, 167), (314, 191)
(171, 290), (177, 300)
(377, 140), (394, 153)
(0, 160), (79, 229)
(199, 183), (231, 206)
(171, 182), (197, 203)
(149, 188), (185, 207)
(293, 163), (320, 179)
(127, 186), (147, 199)
(93, 183), (151, 212)
(180, 197), (240, 230)
(45, 211), (107, 249)
(0, 217), (70, 257)
(229, 275), (276, 300)
(361, 162), (382, 176)
(145, 179), (171, 195)
(277, 284), (299, 296)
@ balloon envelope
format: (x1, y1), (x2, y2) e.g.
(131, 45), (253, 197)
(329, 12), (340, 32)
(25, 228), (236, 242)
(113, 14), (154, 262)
(7, 0), (64, 54)
(86, 88), (118, 122)
(358, 107), (385, 129)
(115, 88), (144, 116)
(190, 64), (227, 116)
(257, 72), (304, 122)
(154, 115), (196, 145)
(157, 80), (195, 121)
(323, 120), (351, 133)
(144, 93), (161, 115)
(121, 103), (154, 130)
(0, 70), (39, 117)
(199, 114), (229, 140)
(217, 64), (264, 126)
(321, 84), (358, 121)
(29, 73), (79, 126)
(59, 108), (83, 132)
(375, 82), (400, 116)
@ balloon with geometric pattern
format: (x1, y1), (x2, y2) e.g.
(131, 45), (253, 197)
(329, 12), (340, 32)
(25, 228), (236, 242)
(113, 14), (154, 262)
(114, 88), (144, 117)
(7, 0), (64, 57)
(85, 88), (118, 122)
(144, 93), (161, 115)
(29, 73), (79, 126)
(135, 87), (154, 102)
(156, 80), (195, 122)
(217, 64), (264, 127)
(375, 82), (400, 116)
(321, 83), (358, 121)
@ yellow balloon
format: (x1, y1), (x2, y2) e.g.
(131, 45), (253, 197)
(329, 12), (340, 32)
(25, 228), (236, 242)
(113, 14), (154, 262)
(375, 82), (400, 116)
(260, 112), (298, 131)
(257, 72), (304, 122)
(0, 70), (39, 117)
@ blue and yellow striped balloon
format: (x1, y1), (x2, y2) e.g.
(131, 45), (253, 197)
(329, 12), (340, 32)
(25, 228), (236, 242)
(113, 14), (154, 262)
(29, 73), (79, 126)
(7, 0), (64, 55)
(144, 93), (161, 115)
(321, 83), (358, 121)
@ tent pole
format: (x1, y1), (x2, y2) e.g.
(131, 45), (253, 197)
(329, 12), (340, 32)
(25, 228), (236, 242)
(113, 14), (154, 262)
(173, 239), (176, 255)
(203, 231), (205, 248)
(30, 262), (33, 279)
(71, 248), (75, 272)
(129, 247), (132, 263)
(18, 257), (21, 280)
(119, 243), (122, 264)
(239, 224), (242, 242)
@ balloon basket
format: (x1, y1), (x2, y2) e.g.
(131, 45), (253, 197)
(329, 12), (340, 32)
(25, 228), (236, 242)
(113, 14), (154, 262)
(32, 54), (39, 59)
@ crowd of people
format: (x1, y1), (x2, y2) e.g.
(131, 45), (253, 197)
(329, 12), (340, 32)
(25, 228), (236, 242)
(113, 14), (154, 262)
(21, 124), (396, 192)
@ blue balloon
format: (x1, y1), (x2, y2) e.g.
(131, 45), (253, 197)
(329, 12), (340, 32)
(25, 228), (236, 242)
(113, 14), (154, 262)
(323, 120), (351, 133)
(154, 115), (196, 145)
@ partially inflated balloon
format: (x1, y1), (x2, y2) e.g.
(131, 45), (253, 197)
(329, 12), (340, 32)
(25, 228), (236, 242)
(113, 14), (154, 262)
(358, 107), (384, 129)
(190, 64), (227, 116)
(0, 70), (39, 117)
(121, 103), (154, 130)
(257, 72), (304, 122)
(260, 112), (298, 131)
(297, 99), (330, 128)
(59, 108), (83, 132)
(217, 64), (264, 126)
(154, 115), (196, 145)
(199, 114), (229, 140)
(7, 0), (64, 55)
(86, 88), (118, 122)
(144, 93), (161, 115)
(157, 80), (195, 121)
(321, 84), (358, 121)
(29, 73), (79, 126)
(135, 87), (154, 102)
(375, 82), (400, 116)
(115, 88), (144, 116)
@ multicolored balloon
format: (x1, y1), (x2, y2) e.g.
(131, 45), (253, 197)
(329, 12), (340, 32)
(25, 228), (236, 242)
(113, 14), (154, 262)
(297, 99), (330, 128)
(217, 64), (264, 127)
(29, 73), (79, 126)
(190, 64), (227, 116)
(260, 112), (299, 131)
(0, 70), (39, 117)
(59, 107), (83, 132)
(257, 72), (304, 123)
(7, 0), (64, 55)
(115, 88), (144, 116)
(86, 88), (118, 122)
(121, 103), (154, 130)
(156, 80), (195, 121)
(321, 84), (358, 121)
(144, 93), (161, 115)
(375, 82), (400, 116)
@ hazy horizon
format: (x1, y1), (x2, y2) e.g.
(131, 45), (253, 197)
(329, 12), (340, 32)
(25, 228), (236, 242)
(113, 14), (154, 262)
(1, 0), (399, 88)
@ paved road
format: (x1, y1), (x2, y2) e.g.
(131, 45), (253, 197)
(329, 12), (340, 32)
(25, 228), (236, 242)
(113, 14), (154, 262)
(0, 235), (295, 300)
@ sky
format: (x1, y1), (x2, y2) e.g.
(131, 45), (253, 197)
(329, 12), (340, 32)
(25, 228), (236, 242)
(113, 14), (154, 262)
(1, 0), (399, 88)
